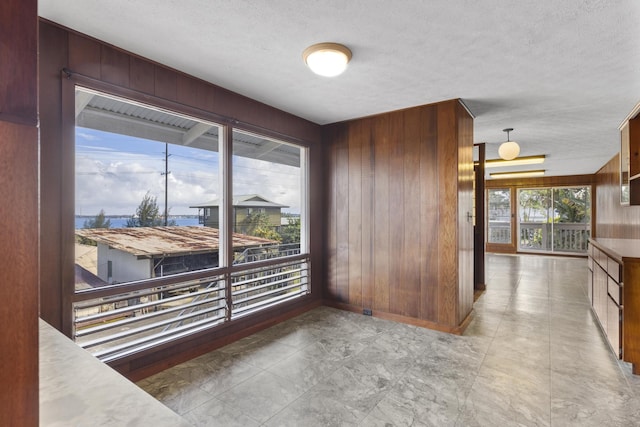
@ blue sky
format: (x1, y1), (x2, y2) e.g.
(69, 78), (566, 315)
(75, 128), (301, 216)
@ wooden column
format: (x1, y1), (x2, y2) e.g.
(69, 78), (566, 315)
(0, 0), (39, 425)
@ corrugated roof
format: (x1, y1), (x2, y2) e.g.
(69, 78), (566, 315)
(190, 194), (288, 209)
(75, 226), (276, 258)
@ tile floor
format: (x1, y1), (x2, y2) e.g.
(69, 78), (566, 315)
(137, 254), (640, 426)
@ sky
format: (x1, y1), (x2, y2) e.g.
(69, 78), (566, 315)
(75, 128), (302, 216)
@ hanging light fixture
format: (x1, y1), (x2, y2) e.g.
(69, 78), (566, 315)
(303, 43), (352, 77)
(498, 128), (520, 160)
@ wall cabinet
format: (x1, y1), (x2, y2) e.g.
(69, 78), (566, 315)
(588, 238), (640, 374)
(620, 103), (640, 205)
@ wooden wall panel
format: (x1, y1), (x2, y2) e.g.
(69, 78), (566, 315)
(39, 22), (68, 329)
(595, 154), (640, 239)
(348, 121), (363, 308)
(324, 100), (474, 332)
(388, 111), (406, 316)
(401, 108), (422, 318)
(457, 103), (475, 323)
(0, 1), (39, 424)
(437, 102), (459, 326)
(420, 106), (439, 322)
(335, 124), (350, 303)
(360, 118), (374, 311)
(0, 1), (37, 125)
(68, 32), (101, 79)
(101, 45), (130, 87)
(373, 114), (391, 312)
(324, 126), (338, 300)
(129, 56), (155, 94)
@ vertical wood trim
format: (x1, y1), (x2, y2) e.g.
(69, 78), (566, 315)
(373, 114), (390, 312)
(457, 103), (474, 323)
(325, 127), (338, 300)
(401, 108), (422, 317)
(348, 121), (363, 307)
(437, 102), (458, 326)
(388, 111), (405, 315)
(360, 119), (374, 311)
(335, 124), (350, 303)
(39, 21), (68, 329)
(0, 2), (38, 424)
(420, 105), (439, 322)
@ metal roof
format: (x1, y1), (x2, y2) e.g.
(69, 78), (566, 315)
(189, 194), (288, 209)
(75, 226), (276, 258)
(76, 87), (301, 167)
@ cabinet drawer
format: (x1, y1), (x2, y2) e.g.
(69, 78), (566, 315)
(607, 296), (622, 359)
(607, 257), (621, 282)
(608, 276), (622, 305)
(588, 256), (593, 271)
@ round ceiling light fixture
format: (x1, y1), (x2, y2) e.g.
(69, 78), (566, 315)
(303, 42), (352, 77)
(498, 128), (520, 160)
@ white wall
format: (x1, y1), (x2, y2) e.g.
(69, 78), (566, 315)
(97, 243), (152, 284)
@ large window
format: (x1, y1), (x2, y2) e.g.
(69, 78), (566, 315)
(518, 186), (591, 254)
(72, 87), (310, 360)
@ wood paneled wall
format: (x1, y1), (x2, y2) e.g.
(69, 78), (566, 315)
(0, 0), (39, 425)
(38, 20), (324, 379)
(324, 100), (474, 333)
(595, 154), (640, 239)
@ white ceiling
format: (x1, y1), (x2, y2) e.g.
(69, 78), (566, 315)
(39, 0), (640, 178)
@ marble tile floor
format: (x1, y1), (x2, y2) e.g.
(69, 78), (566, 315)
(137, 254), (640, 426)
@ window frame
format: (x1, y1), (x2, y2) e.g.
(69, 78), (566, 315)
(64, 77), (313, 360)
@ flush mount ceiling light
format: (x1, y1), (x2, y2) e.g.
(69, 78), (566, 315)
(485, 155), (545, 168)
(303, 42), (352, 77)
(489, 170), (545, 179)
(498, 128), (520, 160)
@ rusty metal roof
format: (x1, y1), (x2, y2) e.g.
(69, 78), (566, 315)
(75, 226), (276, 258)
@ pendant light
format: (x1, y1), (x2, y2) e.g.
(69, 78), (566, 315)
(498, 128), (520, 160)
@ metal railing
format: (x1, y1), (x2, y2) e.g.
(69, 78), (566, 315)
(233, 243), (301, 264)
(488, 221), (511, 244)
(519, 222), (590, 253)
(73, 254), (310, 362)
(231, 257), (309, 319)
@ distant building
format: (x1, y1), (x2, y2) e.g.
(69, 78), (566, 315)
(190, 194), (288, 233)
(75, 226), (276, 284)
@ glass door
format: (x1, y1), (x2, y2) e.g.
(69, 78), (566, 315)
(486, 188), (516, 252)
(517, 187), (591, 254)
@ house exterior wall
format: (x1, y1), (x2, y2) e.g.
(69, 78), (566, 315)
(96, 244), (152, 284)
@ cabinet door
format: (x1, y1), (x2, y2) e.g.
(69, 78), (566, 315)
(587, 264), (593, 306)
(594, 265), (608, 331)
(607, 296), (621, 358)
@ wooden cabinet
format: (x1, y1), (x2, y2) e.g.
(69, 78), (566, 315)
(620, 103), (640, 205)
(589, 238), (640, 373)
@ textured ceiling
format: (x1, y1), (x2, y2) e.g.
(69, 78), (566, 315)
(39, 0), (640, 178)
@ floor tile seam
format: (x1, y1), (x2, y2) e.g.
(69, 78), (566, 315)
(457, 273), (516, 423)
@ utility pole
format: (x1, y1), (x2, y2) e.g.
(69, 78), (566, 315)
(161, 142), (171, 226)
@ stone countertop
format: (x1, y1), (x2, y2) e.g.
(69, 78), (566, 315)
(39, 319), (192, 426)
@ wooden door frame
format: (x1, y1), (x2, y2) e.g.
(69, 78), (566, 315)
(485, 187), (517, 254)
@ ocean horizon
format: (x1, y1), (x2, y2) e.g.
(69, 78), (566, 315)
(75, 216), (200, 229)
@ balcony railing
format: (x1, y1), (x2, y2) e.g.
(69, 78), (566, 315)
(520, 222), (590, 253)
(73, 254), (310, 362)
(488, 221), (590, 253)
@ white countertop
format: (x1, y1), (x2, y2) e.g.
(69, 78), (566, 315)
(39, 319), (192, 426)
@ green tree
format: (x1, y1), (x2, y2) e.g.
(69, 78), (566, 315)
(554, 188), (590, 223)
(242, 211), (282, 242)
(126, 191), (176, 227)
(83, 209), (111, 229)
(79, 209), (111, 245)
(279, 217), (300, 244)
